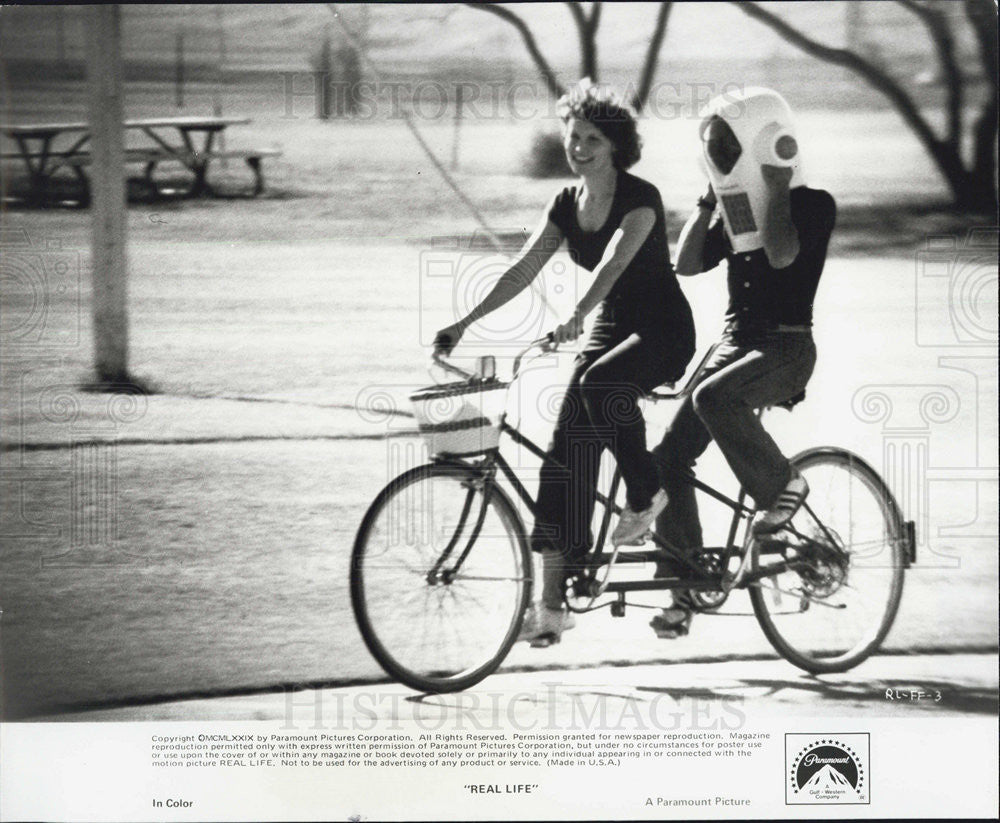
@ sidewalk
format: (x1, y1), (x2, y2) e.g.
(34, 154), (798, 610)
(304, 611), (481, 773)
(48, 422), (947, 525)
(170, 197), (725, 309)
(1, 377), (997, 720)
(36, 653), (999, 722)
(1, 386), (417, 451)
(1, 246), (996, 722)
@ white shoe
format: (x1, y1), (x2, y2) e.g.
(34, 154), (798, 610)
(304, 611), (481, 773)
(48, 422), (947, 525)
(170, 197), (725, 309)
(752, 470), (809, 535)
(612, 489), (668, 547)
(518, 604), (576, 647)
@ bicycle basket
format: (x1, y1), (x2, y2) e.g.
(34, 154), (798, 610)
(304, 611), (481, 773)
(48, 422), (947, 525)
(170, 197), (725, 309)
(409, 378), (508, 457)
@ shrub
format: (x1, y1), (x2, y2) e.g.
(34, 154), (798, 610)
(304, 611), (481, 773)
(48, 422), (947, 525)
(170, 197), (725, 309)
(525, 130), (571, 178)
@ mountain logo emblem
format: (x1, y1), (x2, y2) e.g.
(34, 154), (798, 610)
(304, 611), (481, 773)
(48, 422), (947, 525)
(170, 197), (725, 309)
(786, 735), (869, 804)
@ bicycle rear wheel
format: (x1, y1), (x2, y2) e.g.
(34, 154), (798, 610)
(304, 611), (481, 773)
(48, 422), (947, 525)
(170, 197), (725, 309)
(351, 461), (532, 692)
(750, 448), (907, 673)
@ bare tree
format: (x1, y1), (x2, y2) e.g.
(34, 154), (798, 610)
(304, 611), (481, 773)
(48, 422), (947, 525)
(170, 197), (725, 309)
(564, 1), (602, 81)
(734, 0), (998, 212)
(464, 2), (674, 113)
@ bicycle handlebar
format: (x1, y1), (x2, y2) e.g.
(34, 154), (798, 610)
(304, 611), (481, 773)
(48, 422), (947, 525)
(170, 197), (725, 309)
(429, 350), (477, 381)
(511, 334), (556, 379)
(431, 335), (556, 385)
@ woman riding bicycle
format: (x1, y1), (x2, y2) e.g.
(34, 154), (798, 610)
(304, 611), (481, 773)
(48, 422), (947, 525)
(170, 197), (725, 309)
(434, 80), (695, 645)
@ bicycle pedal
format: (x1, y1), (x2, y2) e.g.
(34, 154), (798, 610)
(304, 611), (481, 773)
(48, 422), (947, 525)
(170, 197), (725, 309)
(650, 620), (690, 640)
(529, 632), (560, 648)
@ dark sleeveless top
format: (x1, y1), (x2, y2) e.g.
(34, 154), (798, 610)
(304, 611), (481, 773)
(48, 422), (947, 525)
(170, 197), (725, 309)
(547, 170), (689, 329)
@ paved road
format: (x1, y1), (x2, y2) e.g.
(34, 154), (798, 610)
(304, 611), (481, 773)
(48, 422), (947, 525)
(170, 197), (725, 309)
(39, 653), (998, 722)
(2, 246), (996, 719)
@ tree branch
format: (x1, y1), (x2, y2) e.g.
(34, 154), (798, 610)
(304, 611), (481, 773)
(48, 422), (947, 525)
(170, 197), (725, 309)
(965, 0), (998, 92)
(732, 2), (945, 165)
(586, 2), (601, 79)
(587, 0), (604, 83)
(634, 2), (673, 113)
(964, 0), (998, 190)
(565, 2), (598, 80)
(464, 3), (565, 98)
(896, 0), (962, 151)
(589, 2), (603, 35)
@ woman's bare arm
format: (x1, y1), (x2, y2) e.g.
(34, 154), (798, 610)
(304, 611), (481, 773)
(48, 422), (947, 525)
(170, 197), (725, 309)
(434, 215), (562, 354)
(553, 206), (654, 342)
(576, 207), (654, 315)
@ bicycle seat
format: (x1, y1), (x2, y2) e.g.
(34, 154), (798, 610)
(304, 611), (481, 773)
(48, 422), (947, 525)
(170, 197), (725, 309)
(646, 381), (677, 401)
(775, 389), (806, 411)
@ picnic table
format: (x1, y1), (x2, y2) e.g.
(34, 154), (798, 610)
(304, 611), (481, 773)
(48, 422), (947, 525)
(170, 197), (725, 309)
(0, 116), (281, 204)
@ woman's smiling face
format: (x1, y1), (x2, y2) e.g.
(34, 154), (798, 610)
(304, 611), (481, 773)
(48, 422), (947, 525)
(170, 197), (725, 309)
(564, 118), (614, 176)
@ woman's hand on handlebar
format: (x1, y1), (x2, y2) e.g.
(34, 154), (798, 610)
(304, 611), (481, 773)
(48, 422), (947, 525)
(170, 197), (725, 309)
(433, 321), (467, 357)
(552, 310), (583, 344)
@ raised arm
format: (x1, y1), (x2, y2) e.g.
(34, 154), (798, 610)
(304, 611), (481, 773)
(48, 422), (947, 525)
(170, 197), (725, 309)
(674, 184), (718, 276)
(553, 206), (654, 342)
(761, 164), (800, 269)
(434, 215), (562, 355)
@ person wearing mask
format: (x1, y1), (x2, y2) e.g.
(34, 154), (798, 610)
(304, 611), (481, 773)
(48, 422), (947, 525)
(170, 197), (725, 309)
(649, 87), (837, 639)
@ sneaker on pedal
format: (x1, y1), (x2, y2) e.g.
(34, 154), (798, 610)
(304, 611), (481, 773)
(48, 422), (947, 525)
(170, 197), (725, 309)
(612, 489), (668, 547)
(752, 469), (808, 535)
(649, 591), (694, 639)
(518, 604), (576, 648)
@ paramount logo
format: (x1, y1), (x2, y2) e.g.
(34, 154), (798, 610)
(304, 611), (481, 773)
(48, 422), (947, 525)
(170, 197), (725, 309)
(785, 734), (870, 805)
(803, 764), (854, 792)
(803, 754), (850, 766)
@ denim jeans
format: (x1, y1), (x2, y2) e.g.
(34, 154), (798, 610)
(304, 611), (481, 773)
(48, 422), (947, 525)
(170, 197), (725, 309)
(653, 330), (817, 558)
(530, 303), (695, 563)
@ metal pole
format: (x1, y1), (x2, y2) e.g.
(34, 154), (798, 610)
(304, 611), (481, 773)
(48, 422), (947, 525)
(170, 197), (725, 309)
(56, 6), (66, 75)
(451, 83), (464, 171)
(175, 28), (185, 108)
(87, 4), (130, 383)
(215, 5), (227, 165)
(318, 31), (333, 120)
(844, 2), (863, 53)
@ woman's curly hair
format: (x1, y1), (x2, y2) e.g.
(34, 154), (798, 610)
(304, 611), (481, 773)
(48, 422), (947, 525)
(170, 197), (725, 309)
(556, 79), (642, 170)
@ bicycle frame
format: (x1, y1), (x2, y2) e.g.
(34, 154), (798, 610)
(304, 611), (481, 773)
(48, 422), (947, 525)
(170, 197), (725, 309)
(353, 346), (913, 690)
(429, 339), (783, 603)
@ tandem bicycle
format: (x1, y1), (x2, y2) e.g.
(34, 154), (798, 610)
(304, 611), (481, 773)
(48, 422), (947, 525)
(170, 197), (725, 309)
(350, 337), (915, 693)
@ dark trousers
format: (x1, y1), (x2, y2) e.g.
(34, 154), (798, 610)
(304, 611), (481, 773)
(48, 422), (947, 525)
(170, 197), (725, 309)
(653, 330), (817, 556)
(530, 304), (695, 561)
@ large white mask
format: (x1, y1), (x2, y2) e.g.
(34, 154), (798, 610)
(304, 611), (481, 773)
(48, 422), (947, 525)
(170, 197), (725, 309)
(699, 87), (805, 253)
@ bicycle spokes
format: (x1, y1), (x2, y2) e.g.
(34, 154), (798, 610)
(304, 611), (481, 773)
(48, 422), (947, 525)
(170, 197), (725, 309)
(351, 464), (532, 692)
(749, 449), (906, 674)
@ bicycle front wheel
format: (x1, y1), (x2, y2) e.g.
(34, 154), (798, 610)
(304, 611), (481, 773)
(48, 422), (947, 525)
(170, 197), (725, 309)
(351, 462), (532, 692)
(750, 448), (907, 673)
